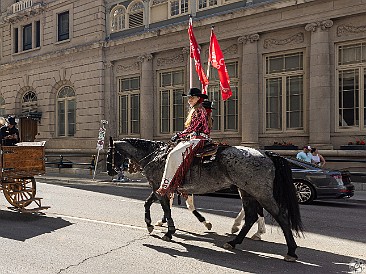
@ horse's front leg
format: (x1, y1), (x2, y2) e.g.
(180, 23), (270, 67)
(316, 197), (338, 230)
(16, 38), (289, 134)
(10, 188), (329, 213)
(186, 195), (212, 230)
(144, 191), (158, 233)
(159, 195), (176, 241)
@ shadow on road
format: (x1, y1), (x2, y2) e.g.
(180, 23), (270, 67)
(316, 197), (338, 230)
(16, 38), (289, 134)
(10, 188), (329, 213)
(0, 210), (72, 241)
(144, 230), (355, 274)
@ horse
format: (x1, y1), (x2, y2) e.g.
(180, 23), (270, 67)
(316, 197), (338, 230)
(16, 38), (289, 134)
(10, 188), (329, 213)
(106, 138), (303, 262)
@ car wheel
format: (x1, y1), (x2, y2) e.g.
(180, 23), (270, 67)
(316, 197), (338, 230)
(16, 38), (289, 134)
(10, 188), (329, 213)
(293, 181), (315, 204)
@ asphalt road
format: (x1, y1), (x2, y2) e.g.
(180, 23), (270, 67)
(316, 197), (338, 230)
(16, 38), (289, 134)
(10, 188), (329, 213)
(0, 181), (365, 274)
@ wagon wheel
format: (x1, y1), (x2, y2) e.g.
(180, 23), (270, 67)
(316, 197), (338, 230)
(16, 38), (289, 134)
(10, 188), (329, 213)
(2, 177), (37, 208)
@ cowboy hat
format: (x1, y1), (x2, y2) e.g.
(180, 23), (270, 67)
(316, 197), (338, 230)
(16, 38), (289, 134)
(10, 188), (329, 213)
(8, 116), (17, 125)
(182, 88), (208, 99)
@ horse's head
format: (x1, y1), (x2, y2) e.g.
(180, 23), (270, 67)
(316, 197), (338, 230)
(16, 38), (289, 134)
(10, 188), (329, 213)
(106, 137), (165, 177)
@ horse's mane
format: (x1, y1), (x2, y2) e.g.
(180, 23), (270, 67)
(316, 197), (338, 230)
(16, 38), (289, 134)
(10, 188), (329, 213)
(121, 138), (166, 151)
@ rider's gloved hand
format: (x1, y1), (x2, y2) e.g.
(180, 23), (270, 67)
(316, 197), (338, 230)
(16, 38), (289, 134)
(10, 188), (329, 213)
(171, 133), (179, 142)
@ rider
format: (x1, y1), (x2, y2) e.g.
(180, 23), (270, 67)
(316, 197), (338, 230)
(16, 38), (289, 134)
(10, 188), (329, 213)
(202, 100), (214, 132)
(156, 88), (209, 196)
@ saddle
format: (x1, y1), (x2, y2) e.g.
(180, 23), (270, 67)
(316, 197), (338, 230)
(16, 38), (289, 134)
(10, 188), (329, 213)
(194, 142), (229, 163)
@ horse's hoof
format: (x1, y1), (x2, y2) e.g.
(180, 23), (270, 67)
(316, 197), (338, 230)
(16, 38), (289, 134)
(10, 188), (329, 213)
(251, 234), (262, 241)
(162, 235), (172, 242)
(284, 255), (297, 262)
(231, 226), (239, 234)
(155, 220), (164, 227)
(203, 221), (212, 230)
(223, 242), (234, 250)
(147, 225), (154, 234)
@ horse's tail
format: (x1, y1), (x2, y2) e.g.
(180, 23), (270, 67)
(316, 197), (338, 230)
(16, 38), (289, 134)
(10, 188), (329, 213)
(265, 151), (303, 235)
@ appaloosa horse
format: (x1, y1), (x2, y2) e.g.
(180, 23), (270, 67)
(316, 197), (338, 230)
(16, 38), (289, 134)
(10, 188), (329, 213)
(107, 138), (303, 261)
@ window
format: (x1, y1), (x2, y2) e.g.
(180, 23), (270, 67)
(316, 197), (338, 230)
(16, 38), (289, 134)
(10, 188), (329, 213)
(22, 91), (37, 113)
(159, 70), (185, 134)
(58, 11), (69, 41)
(111, 5), (126, 32)
(0, 96), (5, 117)
(337, 42), (366, 130)
(265, 52), (304, 132)
(118, 77), (140, 135)
(57, 86), (75, 137)
(170, 0), (189, 17)
(198, 0), (217, 10)
(13, 20), (41, 53)
(14, 27), (19, 53)
(128, 2), (144, 29)
(35, 20), (40, 48)
(22, 23), (32, 51)
(207, 62), (239, 132)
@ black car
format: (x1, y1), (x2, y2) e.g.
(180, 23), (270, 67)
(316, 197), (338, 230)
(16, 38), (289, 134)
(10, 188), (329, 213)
(286, 157), (355, 204)
(214, 157), (355, 204)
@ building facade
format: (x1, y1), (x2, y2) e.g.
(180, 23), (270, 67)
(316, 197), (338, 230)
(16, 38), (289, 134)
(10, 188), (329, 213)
(0, 0), (366, 154)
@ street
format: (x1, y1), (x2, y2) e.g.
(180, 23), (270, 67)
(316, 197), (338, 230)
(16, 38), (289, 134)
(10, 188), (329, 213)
(0, 180), (365, 274)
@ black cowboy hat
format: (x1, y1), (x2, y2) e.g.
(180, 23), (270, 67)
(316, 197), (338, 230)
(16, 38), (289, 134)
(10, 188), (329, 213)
(8, 116), (17, 125)
(182, 87), (208, 99)
(202, 100), (215, 109)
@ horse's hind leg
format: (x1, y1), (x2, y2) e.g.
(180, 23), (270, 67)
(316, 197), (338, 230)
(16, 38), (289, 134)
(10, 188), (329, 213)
(231, 208), (244, 234)
(159, 195), (176, 241)
(265, 202), (298, 261)
(186, 195), (212, 230)
(224, 193), (259, 249)
(144, 191), (158, 233)
(251, 206), (266, 240)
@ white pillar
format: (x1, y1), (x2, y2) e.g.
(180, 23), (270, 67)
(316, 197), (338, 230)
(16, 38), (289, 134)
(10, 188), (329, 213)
(238, 33), (260, 148)
(305, 20), (333, 149)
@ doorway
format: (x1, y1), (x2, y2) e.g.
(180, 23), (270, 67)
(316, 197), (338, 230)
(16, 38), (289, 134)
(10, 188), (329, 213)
(20, 117), (38, 142)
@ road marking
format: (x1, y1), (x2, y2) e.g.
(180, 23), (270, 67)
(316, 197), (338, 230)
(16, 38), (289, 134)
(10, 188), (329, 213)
(52, 213), (147, 231)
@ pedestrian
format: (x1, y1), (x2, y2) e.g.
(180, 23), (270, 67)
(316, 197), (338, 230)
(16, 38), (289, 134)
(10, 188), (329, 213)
(311, 147), (326, 167)
(0, 116), (20, 146)
(156, 87), (209, 196)
(296, 145), (312, 163)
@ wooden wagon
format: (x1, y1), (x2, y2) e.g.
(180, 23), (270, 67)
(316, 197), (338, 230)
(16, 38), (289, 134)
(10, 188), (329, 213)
(0, 142), (49, 213)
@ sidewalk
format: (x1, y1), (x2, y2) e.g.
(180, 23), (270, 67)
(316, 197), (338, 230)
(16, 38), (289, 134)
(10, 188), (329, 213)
(35, 171), (366, 202)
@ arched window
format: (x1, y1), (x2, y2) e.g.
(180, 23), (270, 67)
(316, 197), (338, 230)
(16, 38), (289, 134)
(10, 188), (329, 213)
(128, 1), (144, 29)
(0, 96), (5, 117)
(110, 5), (126, 32)
(22, 91), (38, 113)
(57, 86), (76, 137)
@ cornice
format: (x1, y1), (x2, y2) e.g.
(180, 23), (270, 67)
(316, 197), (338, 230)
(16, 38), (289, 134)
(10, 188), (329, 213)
(0, 41), (105, 71)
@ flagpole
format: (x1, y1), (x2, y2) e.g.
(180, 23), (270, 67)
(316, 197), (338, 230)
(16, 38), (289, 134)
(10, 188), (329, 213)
(206, 26), (214, 97)
(189, 16), (193, 88)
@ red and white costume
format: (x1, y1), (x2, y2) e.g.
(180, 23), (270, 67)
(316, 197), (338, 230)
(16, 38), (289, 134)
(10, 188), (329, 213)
(157, 105), (209, 196)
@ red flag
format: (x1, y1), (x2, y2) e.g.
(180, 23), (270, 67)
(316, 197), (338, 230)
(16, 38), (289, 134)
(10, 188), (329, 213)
(208, 29), (232, 101)
(188, 18), (209, 94)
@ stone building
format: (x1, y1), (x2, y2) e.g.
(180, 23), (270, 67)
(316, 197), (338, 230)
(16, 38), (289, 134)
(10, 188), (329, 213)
(0, 0), (366, 156)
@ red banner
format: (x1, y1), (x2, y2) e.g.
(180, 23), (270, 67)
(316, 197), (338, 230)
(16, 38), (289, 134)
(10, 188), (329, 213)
(208, 29), (232, 101)
(188, 18), (209, 94)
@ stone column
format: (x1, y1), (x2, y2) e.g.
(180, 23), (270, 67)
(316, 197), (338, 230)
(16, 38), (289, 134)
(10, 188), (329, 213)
(138, 53), (154, 139)
(238, 33), (260, 148)
(305, 20), (333, 149)
(103, 61), (117, 138)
